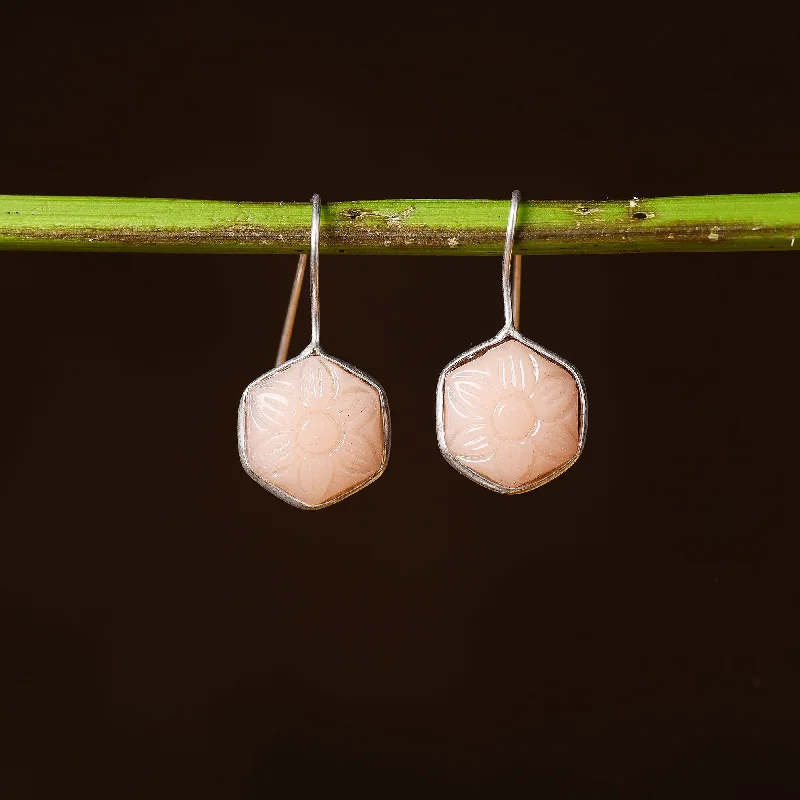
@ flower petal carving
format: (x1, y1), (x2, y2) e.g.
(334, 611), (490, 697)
(446, 371), (496, 420)
(497, 347), (539, 394)
(250, 386), (301, 431)
(450, 423), (495, 462)
(251, 430), (296, 475)
(534, 376), (578, 421)
(534, 420), (578, 461)
(334, 390), (378, 431)
(495, 438), (535, 485)
(300, 358), (339, 410)
(336, 433), (377, 477)
(297, 453), (335, 505)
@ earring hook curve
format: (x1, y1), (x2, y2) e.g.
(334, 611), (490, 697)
(502, 190), (521, 330)
(309, 193), (321, 350)
(274, 194), (323, 364)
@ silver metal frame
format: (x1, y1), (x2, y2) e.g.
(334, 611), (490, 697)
(435, 191), (588, 494)
(237, 195), (391, 510)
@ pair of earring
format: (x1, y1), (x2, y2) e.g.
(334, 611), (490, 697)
(238, 193), (587, 509)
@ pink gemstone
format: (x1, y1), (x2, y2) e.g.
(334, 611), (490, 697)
(442, 339), (581, 489)
(242, 355), (387, 507)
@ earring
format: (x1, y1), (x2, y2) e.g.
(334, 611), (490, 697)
(238, 195), (390, 509)
(436, 191), (587, 493)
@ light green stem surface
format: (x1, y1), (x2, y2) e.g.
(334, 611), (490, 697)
(0, 194), (797, 256)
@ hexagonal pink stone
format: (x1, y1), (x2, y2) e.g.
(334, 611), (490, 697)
(244, 355), (385, 507)
(443, 339), (580, 489)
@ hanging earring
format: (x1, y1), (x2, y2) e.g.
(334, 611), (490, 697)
(238, 195), (390, 509)
(436, 191), (587, 493)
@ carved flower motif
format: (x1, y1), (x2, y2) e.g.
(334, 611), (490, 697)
(443, 339), (580, 488)
(245, 355), (384, 506)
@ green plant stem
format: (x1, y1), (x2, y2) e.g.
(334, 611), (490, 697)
(0, 194), (798, 256)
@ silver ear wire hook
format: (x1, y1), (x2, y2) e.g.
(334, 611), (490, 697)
(309, 193), (321, 350)
(275, 253), (308, 367)
(274, 194), (322, 366)
(512, 253), (522, 330)
(502, 190), (521, 330)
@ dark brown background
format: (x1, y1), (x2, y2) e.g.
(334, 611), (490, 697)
(1, 9), (798, 798)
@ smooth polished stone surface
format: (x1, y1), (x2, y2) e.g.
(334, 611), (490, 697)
(443, 339), (580, 488)
(245, 355), (384, 506)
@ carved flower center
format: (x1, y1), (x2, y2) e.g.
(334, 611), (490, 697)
(492, 395), (537, 440)
(298, 411), (342, 454)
